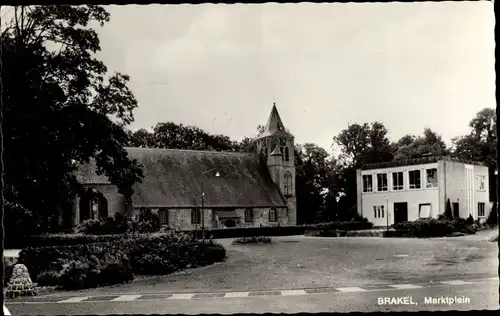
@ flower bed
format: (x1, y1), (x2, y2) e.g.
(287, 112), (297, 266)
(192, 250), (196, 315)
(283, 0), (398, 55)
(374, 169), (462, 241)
(232, 236), (273, 244)
(18, 232), (226, 290)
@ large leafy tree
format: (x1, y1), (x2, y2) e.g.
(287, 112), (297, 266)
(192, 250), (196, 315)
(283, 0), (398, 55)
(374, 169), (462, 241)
(393, 128), (448, 160)
(332, 122), (394, 219)
(1, 6), (143, 231)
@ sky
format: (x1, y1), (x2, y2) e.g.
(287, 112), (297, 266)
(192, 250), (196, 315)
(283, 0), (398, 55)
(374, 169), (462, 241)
(4, 3), (496, 152)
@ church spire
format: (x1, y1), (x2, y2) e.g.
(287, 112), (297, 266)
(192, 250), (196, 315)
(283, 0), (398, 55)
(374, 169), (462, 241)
(262, 103), (286, 136)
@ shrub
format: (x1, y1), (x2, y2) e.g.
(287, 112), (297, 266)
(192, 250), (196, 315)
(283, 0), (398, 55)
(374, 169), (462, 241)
(391, 218), (476, 238)
(12, 233), (125, 249)
(490, 234), (498, 242)
(232, 236), (273, 244)
(486, 202), (498, 226)
(36, 270), (61, 286)
(466, 214), (474, 225)
(130, 209), (161, 233)
(74, 217), (122, 235)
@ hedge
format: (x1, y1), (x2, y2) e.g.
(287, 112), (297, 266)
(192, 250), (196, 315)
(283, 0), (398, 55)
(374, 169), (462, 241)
(389, 218), (476, 238)
(232, 236), (273, 244)
(5, 233), (126, 249)
(18, 232), (226, 290)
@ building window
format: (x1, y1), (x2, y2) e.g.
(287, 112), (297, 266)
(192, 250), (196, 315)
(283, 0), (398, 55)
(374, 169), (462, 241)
(419, 204), (431, 218)
(284, 171), (293, 196)
(244, 208), (254, 223)
(376, 173), (388, 192)
(478, 202), (486, 217)
(191, 208), (201, 225)
(426, 168), (438, 188)
(373, 205), (384, 218)
(408, 170), (421, 189)
(392, 172), (404, 190)
(477, 176), (486, 191)
(158, 208), (168, 225)
(285, 147), (290, 162)
(268, 208), (278, 222)
(362, 175), (373, 193)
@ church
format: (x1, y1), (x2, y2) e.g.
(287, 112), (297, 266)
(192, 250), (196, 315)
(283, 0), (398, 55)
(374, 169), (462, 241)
(73, 104), (297, 230)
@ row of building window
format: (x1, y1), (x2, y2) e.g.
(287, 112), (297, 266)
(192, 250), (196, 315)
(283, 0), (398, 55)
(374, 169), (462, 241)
(363, 169), (487, 193)
(142, 208), (279, 225)
(363, 169), (438, 193)
(371, 202), (487, 219)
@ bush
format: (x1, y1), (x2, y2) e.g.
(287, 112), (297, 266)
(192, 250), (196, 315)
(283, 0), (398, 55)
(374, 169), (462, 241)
(74, 217), (121, 235)
(486, 202), (498, 226)
(18, 231), (226, 290)
(232, 236), (273, 244)
(9, 233), (126, 249)
(391, 218), (476, 238)
(130, 209), (162, 233)
(466, 214), (474, 225)
(36, 270), (61, 286)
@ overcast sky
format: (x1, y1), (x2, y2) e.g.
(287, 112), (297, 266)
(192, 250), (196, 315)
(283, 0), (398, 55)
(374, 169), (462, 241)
(84, 3), (495, 151)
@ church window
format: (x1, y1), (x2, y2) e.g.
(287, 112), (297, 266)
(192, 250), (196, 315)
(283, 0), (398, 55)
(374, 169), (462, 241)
(244, 208), (254, 223)
(158, 208), (169, 225)
(285, 147), (290, 162)
(191, 208), (201, 225)
(284, 171), (293, 196)
(280, 147), (284, 161)
(265, 147), (268, 155)
(269, 208), (278, 222)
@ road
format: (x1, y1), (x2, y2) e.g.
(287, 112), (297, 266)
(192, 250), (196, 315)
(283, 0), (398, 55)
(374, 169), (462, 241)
(6, 278), (499, 314)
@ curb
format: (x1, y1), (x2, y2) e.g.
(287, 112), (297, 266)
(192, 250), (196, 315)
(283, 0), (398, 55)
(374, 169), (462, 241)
(6, 277), (498, 304)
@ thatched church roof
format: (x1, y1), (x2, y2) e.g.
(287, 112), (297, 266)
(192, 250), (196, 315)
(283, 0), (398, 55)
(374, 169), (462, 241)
(75, 147), (286, 208)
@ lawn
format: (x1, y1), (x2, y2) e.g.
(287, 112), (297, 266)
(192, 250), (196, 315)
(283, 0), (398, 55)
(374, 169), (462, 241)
(38, 234), (497, 297)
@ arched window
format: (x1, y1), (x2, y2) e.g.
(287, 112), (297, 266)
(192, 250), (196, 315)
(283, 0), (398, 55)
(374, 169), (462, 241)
(97, 195), (108, 219)
(269, 208), (278, 222)
(244, 208), (254, 223)
(285, 147), (290, 162)
(284, 171), (293, 196)
(158, 208), (169, 225)
(191, 208), (201, 225)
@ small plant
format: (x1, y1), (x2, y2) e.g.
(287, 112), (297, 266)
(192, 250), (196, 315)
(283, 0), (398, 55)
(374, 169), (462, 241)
(232, 236), (273, 244)
(490, 234), (498, 242)
(36, 270), (61, 286)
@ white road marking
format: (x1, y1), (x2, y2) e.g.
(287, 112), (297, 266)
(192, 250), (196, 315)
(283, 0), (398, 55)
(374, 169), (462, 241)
(336, 287), (367, 292)
(168, 293), (195, 300)
(111, 295), (142, 301)
(440, 280), (472, 285)
(57, 297), (90, 303)
(389, 284), (423, 289)
(394, 254), (409, 257)
(281, 290), (307, 296)
(3, 304), (11, 315)
(224, 292), (250, 298)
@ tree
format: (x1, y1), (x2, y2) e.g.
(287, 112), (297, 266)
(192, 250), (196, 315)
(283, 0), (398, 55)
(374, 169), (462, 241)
(394, 128), (448, 160)
(2, 6), (143, 231)
(332, 122), (393, 220)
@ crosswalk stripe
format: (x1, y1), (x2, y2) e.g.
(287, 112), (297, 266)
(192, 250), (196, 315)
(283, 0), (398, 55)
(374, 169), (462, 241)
(336, 287), (366, 292)
(224, 292), (249, 298)
(389, 284), (423, 289)
(440, 280), (471, 285)
(168, 293), (195, 300)
(281, 290), (307, 296)
(58, 297), (90, 303)
(111, 295), (142, 301)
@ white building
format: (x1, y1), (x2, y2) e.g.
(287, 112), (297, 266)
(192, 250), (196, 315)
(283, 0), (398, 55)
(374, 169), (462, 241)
(356, 156), (492, 227)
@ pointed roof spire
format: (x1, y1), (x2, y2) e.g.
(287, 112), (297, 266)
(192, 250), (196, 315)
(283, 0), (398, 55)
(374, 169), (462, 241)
(263, 103), (286, 136)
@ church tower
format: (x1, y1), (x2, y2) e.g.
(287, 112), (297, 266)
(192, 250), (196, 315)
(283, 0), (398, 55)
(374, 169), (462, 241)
(256, 103), (297, 225)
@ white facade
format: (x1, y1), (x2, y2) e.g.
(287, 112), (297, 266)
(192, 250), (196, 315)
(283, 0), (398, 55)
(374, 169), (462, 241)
(356, 159), (491, 227)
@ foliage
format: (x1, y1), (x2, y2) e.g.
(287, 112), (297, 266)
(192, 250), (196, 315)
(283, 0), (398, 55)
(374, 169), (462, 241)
(1, 5), (144, 233)
(73, 210), (162, 235)
(130, 209), (162, 233)
(18, 231), (226, 290)
(232, 236), (273, 244)
(393, 128), (449, 160)
(466, 214), (474, 225)
(74, 217), (122, 235)
(36, 270), (61, 286)
(486, 202), (498, 226)
(391, 218), (476, 238)
(6, 233), (125, 250)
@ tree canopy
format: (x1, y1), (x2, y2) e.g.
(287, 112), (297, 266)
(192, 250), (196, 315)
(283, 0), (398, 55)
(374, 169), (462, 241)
(2, 5), (143, 230)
